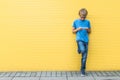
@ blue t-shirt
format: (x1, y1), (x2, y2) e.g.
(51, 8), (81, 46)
(72, 19), (91, 42)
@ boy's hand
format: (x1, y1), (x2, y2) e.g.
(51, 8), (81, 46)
(82, 27), (91, 33)
(76, 27), (82, 31)
(72, 27), (90, 33)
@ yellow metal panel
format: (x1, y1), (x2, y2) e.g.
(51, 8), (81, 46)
(0, 0), (120, 71)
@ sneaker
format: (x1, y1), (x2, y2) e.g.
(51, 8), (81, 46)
(81, 73), (86, 77)
(81, 70), (86, 77)
(77, 50), (81, 54)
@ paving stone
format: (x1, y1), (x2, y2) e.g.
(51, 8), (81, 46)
(68, 77), (94, 80)
(0, 77), (13, 80)
(101, 71), (108, 76)
(94, 77), (120, 80)
(66, 71), (72, 77)
(40, 77), (67, 80)
(61, 72), (66, 77)
(85, 71), (93, 77)
(14, 72), (22, 77)
(4, 72), (11, 77)
(12, 77), (39, 80)
(71, 71), (77, 77)
(90, 71), (98, 77)
(116, 71), (120, 76)
(0, 71), (119, 80)
(9, 72), (16, 77)
(41, 72), (46, 77)
(111, 71), (118, 76)
(56, 71), (61, 77)
(30, 72), (36, 77)
(36, 72), (42, 77)
(95, 71), (103, 76)
(20, 72), (26, 77)
(25, 72), (31, 77)
(0, 72), (6, 77)
(51, 71), (56, 77)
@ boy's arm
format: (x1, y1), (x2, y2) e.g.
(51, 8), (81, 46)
(85, 28), (91, 33)
(88, 28), (91, 33)
(86, 21), (91, 33)
(72, 27), (82, 34)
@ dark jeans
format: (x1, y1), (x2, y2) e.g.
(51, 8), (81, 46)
(77, 40), (88, 74)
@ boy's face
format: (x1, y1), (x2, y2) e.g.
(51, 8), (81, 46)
(80, 15), (86, 20)
(80, 16), (86, 20)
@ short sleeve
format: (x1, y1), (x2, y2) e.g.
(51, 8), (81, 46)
(72, 21), (76, 29)
(88, 21), (91, 28)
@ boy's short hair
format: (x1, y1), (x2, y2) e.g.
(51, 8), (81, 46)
(79, 8), (88, 17)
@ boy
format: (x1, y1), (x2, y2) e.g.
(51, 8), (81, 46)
(72, 8), (91, 76)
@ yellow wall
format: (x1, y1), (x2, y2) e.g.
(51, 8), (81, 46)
(0, 0), (120, 71)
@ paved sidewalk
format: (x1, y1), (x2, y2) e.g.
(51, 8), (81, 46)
(0, 71), (120, 80)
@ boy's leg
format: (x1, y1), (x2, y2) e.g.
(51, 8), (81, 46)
(77, 41), (88, 75)
(77, 41), (81, 54)
(81, 42), (88, 75)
